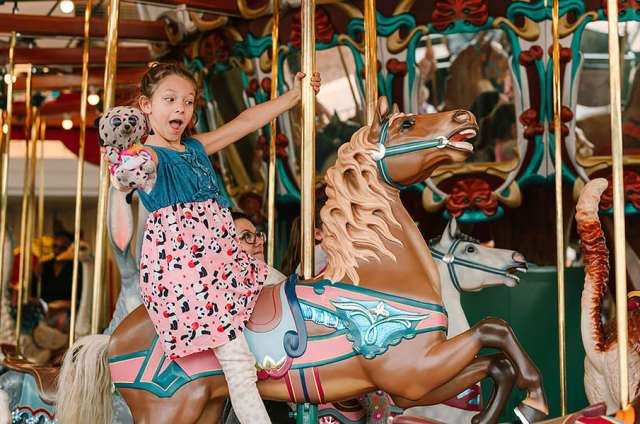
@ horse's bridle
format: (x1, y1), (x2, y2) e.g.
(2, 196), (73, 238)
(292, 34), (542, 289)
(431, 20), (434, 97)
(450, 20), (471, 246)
(372, 118), (450, 189)
(429, 239), (516, 293)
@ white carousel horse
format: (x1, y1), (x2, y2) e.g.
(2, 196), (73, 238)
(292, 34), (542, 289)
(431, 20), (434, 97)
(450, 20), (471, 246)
(404, 217), (527, 423)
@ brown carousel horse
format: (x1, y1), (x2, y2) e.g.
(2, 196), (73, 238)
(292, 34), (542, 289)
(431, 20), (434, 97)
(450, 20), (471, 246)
(56, 97), (548, 424)
(443, 37), (510, 111)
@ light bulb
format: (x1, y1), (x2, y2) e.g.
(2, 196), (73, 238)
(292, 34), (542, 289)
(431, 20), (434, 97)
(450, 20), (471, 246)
(62, 118), (73, 130)
(87, 93), (100, 106)
(2, 124), (8, 134)
(3, 74), (15, 85)
(59, 0), (74, 14)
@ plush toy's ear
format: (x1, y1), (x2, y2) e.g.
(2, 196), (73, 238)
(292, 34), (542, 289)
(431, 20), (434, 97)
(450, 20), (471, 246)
(95, 116), (106, 147)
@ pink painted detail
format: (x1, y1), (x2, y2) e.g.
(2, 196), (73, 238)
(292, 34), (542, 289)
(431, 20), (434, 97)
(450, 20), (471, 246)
(140, 341), (166, 383)
(174, 349), (221, 375)
(109, 357), (146, 384)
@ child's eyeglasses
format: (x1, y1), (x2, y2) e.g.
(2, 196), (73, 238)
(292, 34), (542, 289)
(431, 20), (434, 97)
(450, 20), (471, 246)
(238, 231), (266, 245)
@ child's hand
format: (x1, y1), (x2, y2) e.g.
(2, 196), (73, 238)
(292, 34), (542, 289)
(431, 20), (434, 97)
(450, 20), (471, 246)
(292, 72), (322, 98)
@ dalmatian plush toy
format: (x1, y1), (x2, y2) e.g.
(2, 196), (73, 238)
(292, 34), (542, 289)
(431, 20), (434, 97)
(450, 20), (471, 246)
(98, 106), (157, 192)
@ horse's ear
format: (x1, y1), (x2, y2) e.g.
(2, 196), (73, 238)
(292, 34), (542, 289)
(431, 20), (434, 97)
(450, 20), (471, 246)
(392, 103), (400, 114)
(368, 96), (389, 143)
(447, 217), (459, 240)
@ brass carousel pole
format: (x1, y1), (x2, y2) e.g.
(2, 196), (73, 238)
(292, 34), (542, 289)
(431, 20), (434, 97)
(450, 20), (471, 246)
(15, 65), (34, 353)
(0, 32), (16, 330)
(92, 0), (120, 334)
(36, 120), (45, 300)
(551, 0), (567, 415)
(606, 0), (630, 409)
(300, 0), (316, 279)
(70, 0), (93, 346)
(23, 111), (40, 301)
(266, 0), (280, 267)
(364, 0), (377, 124)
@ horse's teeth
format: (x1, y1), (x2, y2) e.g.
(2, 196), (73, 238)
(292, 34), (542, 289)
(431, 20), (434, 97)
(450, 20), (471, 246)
(516, 267), (527, 273)
(459, 129), (477, 137)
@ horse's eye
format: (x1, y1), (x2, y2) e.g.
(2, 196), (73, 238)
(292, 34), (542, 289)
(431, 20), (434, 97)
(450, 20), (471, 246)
(466, 245), (477, 254)
(400, 119), (414, 131)
(111, 116), (122, 127)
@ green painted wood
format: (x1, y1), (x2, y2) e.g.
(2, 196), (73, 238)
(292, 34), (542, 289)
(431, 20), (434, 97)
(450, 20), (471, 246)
(461, 266), (588, 422)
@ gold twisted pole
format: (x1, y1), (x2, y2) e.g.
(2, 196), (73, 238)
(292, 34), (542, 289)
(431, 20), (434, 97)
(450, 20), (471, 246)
(606, 0), (630, 409)
(70, 0), (93, 346)
(92, 0), (119, 334)
(267, 0), (280, 267)
(15, 66), (34, 354)
(23, 111), (39, 304)
(551, 0), (567, 415)
(0, 32), (16, 331)
(36, 121), (45, 300)
(300, 0), (316, 279)
(364, 0), (377, 124)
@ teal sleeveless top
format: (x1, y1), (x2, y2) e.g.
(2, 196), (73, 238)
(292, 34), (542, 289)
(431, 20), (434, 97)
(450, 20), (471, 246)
(137, 138), (230, 212)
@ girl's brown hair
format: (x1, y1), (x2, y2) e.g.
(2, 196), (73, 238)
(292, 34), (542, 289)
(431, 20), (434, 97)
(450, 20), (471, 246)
(139, 62), (200, 136)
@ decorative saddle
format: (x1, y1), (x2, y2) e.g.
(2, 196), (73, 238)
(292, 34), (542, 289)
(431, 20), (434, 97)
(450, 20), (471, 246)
(109, 276), (448, 398)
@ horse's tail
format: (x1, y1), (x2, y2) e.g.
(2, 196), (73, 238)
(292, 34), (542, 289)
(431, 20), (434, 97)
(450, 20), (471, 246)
(56, 335), (112, 424)
(575, 178), (610, 362)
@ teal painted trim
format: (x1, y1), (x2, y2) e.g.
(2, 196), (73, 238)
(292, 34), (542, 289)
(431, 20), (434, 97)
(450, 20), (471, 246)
(505, 1), (585, 24)
(547, 134), (577, 184)
(443, 206), (504, 224)
(236, 33), (272, 58)
(347, 12), (416, 39)
(190, 369), (224, 379)
(277, 193), (301, 204)
(517, 135), (545, 186)
(277, 159), (300, 200)
(569, 15), (595, 94)
(299, 299), (338, 317)
(108, 350), (147, 364)
(599, 203), (640, 216)
(499, 25), (524, 111)
(401, 182), (425, 193)
(406, 28), (424, 96)
(427, 19), (494, 35)
(133, 336), (158, 383)
(538, 59), (548, 123)
(307, 281), (447, 315)
(519, 173), (547, 187)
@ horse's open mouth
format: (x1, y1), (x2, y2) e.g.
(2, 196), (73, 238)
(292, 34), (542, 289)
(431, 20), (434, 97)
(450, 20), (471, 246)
(505, 266), (528, 285)
(447, 125), (479, 152)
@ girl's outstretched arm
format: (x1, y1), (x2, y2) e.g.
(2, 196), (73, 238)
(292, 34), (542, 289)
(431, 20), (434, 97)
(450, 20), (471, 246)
(195, 71), (321, 155)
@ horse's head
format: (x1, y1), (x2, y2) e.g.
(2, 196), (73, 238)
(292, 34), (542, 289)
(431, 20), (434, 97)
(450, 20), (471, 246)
(368, 97), (478, 189)
(430, 218), (527, 291)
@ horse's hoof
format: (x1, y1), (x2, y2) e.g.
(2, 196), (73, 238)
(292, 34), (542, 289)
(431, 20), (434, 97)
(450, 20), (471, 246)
(514, 404), (547, 424)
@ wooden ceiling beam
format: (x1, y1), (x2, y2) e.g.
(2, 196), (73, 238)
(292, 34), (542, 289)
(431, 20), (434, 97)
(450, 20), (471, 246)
(0, 47), (152, 66)
(0, 14), (169, 41)
(13, 68), (146, 90)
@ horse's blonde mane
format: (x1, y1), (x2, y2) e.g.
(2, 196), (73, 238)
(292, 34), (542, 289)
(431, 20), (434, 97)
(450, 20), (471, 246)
(320, 119), (403, 285)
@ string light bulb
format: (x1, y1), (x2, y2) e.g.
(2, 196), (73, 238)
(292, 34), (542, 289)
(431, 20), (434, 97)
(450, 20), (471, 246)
(62, 115), (73, 130)
(59, 0), (74, 14)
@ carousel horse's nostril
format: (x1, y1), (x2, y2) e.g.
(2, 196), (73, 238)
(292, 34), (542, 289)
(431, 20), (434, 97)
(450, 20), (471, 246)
(512, 252), (526, 264)
(452, 110), (472, 124)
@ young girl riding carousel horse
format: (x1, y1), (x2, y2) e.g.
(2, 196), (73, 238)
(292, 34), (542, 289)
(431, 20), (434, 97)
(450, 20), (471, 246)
(104, 63), (320, 424)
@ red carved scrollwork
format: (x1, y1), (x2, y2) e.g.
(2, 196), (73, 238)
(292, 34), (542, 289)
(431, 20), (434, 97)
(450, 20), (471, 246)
(446, 178), (498, 217)
(432, 0), (489, 32)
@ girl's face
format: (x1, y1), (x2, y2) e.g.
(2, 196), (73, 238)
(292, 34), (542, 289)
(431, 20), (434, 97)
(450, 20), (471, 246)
(139, 74), (196, 143)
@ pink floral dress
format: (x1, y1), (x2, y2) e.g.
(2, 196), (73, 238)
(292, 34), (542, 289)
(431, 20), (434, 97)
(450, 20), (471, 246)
(136, 138), (267, 359)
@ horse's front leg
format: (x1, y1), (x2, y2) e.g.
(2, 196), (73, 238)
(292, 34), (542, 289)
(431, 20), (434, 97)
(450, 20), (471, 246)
(470, 317), (548, 422)
(392, 353), (516, 424)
